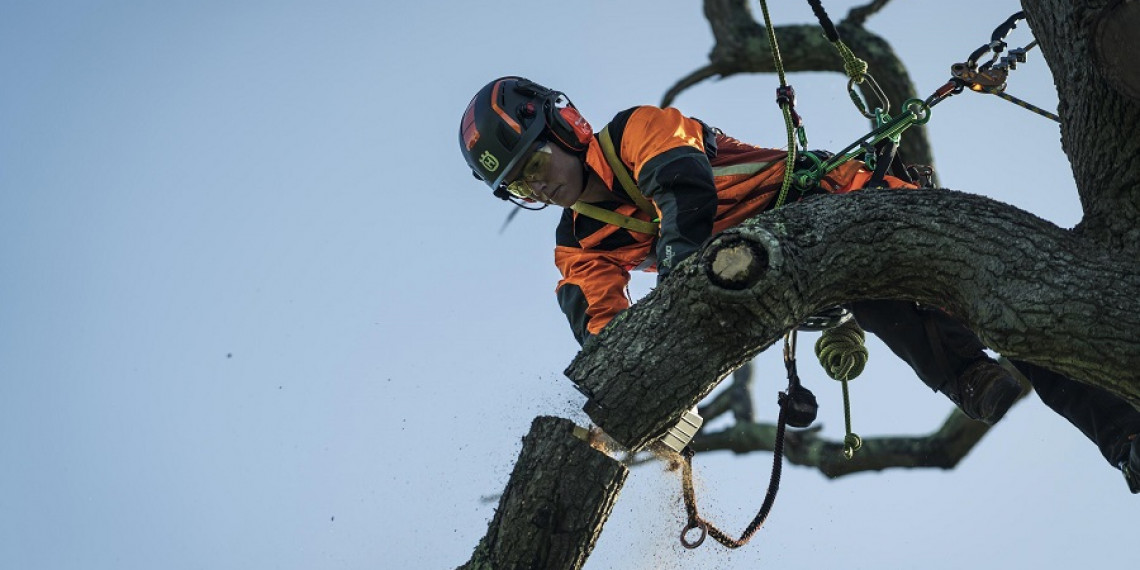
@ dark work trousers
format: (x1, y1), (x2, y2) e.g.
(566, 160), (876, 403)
(1012, 361), (1140, 466)
(849, 299), (1140, 466)
(848, 300), (981, 393)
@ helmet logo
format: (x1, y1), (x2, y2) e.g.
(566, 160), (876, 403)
(479, 150), (500, 172)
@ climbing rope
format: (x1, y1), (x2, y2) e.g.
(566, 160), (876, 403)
(677, 3), (879, 549)
(815, 319), (868, 458)
(678, 332), (817, 549)
(806, 0), (868, 84)
(756, 0), (802, 209)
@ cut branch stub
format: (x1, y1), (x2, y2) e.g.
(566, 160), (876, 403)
(703, 234), (769, 290)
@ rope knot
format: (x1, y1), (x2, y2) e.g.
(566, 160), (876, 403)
(835, 41), (868, 83)
(814, 318), (868, 381)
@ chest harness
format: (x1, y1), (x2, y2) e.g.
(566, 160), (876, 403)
(569, 126), (661, 236)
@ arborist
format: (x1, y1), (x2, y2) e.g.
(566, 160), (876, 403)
(457, 76), (1140, 493)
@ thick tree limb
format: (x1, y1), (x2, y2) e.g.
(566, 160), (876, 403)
(567, 189), (1140, 451)
(696, 361), (756, 423)
(459, 417), (628, 570)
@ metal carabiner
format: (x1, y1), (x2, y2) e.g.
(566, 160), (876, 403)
(965, 11), (1026, 69)
(846, 74), (890, 118)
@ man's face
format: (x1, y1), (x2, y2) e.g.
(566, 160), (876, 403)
(504, 140), (584, 208)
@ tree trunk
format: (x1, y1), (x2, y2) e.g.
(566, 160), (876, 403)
(1023, 0), (1140, 249)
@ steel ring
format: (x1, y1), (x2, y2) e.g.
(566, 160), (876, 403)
(679, 520), (708, 549)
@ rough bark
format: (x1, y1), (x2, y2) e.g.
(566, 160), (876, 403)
(458, 417), (627, 570)
(565, 0), (1140, 453)
(568, 189), (1140, 450)
(1023, 0), (1140, 249)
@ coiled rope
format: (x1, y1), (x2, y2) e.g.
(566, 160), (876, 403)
(815, 318), (868, 458)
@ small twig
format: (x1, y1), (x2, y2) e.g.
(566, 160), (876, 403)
(845, 0), (893, 27)
(661, 64), (722, 107)
(688, 385), (1030, 479)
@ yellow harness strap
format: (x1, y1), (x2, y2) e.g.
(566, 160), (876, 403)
(571, 202), (659, 235)
(568, 127), (661, 236)
(599, 127), (658, 218)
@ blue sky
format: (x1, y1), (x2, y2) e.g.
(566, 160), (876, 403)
(1, 1), (1127, 569)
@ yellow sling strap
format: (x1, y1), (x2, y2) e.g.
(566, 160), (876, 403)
(569, 126), (660, 236)
(599, 126), (658, 218)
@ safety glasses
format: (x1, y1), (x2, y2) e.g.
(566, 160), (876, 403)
(504, 141), (552, 200)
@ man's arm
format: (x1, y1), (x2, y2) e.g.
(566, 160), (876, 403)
(639, 149), (718, 278)
(618, 106), (719, 279)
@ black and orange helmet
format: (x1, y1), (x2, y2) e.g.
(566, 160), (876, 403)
(459, 77), (593, 198)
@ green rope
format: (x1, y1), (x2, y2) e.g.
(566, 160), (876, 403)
(814, 318), (868, 458)
(760, 0), (873, 457)
(757, 0), (798, 209)
(833, 41), (868, 84)
(815, 318), (867, 380)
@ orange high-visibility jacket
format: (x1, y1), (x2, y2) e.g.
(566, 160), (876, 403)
(554, 105), (913, 343)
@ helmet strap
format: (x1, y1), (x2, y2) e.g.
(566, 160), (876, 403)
(506, 195), (549, 211)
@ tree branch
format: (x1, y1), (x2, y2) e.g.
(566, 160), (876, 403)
(845, 0), (894, 27)
(692, 396), (1030, 479)
(697, 361), (756, 423)
(661, 64), (722, 109)
(627, 357), (1032, 478)
(567, 190), (1140, 451)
